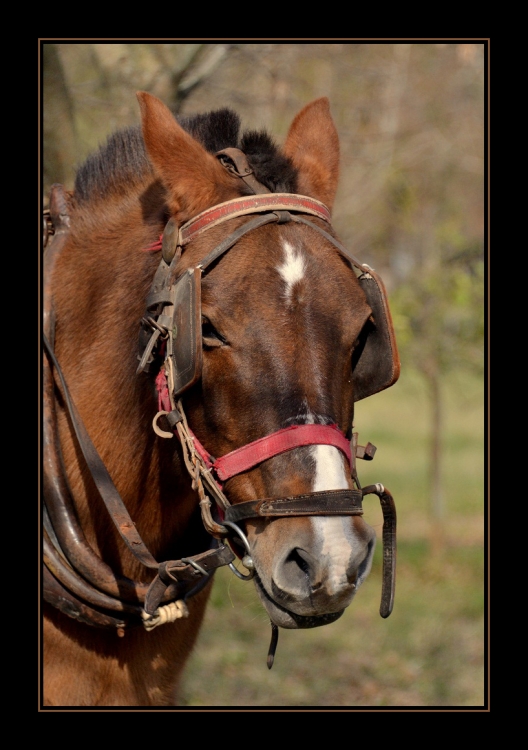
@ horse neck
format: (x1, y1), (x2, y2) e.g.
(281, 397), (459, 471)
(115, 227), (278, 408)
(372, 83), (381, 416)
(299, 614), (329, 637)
(50, 190), (203, 574)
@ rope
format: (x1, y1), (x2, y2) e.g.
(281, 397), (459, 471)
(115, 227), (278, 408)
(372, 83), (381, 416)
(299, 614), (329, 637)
(141, 600), (189, 631)
(175, 402), (230, 538)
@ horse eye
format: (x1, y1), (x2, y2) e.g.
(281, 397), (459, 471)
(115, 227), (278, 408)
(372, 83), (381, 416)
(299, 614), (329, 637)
(201, 318), (225, 348)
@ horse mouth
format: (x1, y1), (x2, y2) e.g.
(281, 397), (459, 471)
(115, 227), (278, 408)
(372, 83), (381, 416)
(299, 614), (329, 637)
(253, 575), (345, 630)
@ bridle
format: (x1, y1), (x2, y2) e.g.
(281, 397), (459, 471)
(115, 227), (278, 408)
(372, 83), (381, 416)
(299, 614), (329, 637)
(42, 149), (397, 664)
(136, 149), (397, 615)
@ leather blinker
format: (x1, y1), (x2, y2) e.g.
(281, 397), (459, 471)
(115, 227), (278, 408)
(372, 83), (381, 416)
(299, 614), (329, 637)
(352, 267), (400, 402)
(167, 268), (203, 397)
(162, 217), (180, 264)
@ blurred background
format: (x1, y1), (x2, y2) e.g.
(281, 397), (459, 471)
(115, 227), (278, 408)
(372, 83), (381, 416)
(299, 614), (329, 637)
(41, 41), (486, 708)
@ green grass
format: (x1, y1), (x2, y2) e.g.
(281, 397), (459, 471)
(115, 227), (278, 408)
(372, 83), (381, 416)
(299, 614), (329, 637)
(180, 369), (486, 708)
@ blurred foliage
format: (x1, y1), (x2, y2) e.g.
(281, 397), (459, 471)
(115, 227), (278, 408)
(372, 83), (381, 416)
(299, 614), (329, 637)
(392, 253), (484, 377)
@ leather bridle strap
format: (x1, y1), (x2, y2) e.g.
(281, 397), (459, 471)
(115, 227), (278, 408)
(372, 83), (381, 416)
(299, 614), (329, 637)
(43, 333), (235, 591)
(192, 423), (352, 482)
(290, 215), (370, 274)
(43, 334), (159, 570)
(222, 483), (396, 620)
(178, 193), (331, 245)
(198, 213), (279, 273)
(215, 147), (271, 195)
(224, 489), (364, 524)
(143, 213), (281, 314)
(362, 484), (396, 618)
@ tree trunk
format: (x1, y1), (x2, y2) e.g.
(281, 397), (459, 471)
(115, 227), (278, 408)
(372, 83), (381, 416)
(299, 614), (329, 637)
(42, 43), (77, 198)
(425, 363), (445, 553)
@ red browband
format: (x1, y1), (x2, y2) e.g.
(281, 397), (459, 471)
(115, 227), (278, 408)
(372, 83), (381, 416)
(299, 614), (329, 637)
(180, 193), (331, 244)
(143, 194), (331, 253)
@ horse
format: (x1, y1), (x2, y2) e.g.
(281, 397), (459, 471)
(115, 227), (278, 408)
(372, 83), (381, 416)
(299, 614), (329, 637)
(42, 92), (400, 707)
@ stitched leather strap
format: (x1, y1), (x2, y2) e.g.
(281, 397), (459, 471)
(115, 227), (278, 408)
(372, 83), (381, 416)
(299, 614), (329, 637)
(178, 193), (331, 245)
(224, 489), (364, 523)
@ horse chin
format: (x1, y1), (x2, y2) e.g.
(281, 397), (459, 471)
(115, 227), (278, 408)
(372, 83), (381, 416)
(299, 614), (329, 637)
(253, 576), (345, 630)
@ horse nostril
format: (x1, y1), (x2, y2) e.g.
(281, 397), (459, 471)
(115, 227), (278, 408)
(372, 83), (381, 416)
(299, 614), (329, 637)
(286, 548), (323, 591)
(287, 548), (311, 575)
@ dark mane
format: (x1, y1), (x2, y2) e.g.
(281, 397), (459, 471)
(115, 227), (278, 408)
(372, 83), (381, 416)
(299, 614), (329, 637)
(74, 107), (298, 203)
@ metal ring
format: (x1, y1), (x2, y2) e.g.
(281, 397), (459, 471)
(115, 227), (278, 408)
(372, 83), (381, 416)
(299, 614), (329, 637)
(222, 521), (255, 580)
(228, 561), (255, 581)
(142, 316), (169, 339)
(221, 521), (251, 554)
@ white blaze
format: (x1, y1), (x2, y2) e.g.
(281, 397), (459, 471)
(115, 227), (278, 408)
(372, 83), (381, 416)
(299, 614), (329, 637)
(309, 419), (355, 594)
(277, 241), (306, 301)
(311, 445), (349, 492)
(304, 409), (349, 494)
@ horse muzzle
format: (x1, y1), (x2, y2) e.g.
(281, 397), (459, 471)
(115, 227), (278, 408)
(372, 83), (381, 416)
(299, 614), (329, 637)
(224, 485), (395, 628)
(151, 400), (396, 626)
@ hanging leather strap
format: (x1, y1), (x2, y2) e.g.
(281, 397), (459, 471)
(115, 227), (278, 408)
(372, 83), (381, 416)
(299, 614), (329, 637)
(43, 327), (235, 626)
(362, 484), (397, 618)
(44, 333), (160, 570)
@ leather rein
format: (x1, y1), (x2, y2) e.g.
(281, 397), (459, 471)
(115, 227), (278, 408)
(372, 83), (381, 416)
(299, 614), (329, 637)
(43, 150), (396, 640)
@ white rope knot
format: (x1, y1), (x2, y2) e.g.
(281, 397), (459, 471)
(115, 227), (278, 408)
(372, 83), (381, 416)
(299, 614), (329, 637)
(141, 600), (189, 631)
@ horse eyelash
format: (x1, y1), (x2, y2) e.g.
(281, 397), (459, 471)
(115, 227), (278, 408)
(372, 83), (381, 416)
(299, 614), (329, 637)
(202, 317), (226, 347)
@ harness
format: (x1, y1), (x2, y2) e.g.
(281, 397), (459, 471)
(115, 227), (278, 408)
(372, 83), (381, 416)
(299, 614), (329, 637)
(42, 150), (399, 663)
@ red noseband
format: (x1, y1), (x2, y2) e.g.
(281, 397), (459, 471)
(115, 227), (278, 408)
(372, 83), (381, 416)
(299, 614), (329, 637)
(193, 423), (352, 482)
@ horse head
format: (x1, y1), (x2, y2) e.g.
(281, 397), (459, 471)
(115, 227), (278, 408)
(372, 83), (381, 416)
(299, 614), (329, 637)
(137, 93), (398, 633)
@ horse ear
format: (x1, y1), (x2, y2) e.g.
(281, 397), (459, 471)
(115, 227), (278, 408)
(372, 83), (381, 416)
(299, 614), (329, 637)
(136, 91), (235, 220)
(283, 98), (340, 211)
